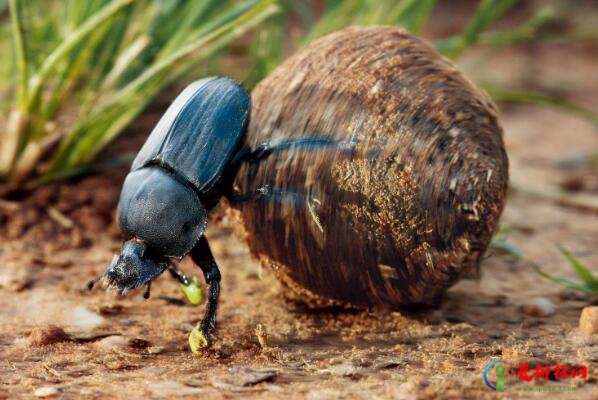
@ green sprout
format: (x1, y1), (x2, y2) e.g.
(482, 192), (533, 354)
(492, 232), (597, 297)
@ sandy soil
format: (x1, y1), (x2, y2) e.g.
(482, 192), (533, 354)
(1, 33), (598, 400)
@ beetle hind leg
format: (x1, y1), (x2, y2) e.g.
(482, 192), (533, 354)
(227, 184), (315, 205)
(227, 185), (324, 234)
(233, 113), (363, 166)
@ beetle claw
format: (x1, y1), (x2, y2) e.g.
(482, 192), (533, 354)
(189, 324), (211, 353)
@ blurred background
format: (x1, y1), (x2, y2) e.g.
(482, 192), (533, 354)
(0, 0), (596, 190)
(0, 1), (596, 399)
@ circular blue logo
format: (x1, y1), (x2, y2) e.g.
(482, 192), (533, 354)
(484, 360), (508, 391)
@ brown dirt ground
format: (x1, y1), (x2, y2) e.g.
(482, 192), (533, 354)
(1, 32), (598, 400)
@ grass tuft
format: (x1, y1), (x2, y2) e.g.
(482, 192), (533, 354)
(0, 0), (278, 188)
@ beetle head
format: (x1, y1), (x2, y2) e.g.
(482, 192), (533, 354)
(103, 239), (167, 295)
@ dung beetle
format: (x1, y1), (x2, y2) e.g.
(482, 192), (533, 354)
(89, 76), (351, 352)
(91, 26), (509, 351)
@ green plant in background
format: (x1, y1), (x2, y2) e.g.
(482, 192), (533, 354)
(1, 0), (596, 190)
(0, 0), (278, 188)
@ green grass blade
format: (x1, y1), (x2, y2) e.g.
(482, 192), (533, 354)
(302, 0), (362, 44)
(491, 237), (523, 259)
(436, 7), (559, 53)
(27, 0), (134, 106)
(156, 0), (220, 57)
(100, 35), (151, 90)
(483, 84), (598, 128)
(438, 0), (518, 59)
(462, 0), (519, 43)
(1, 0), (30, 177)
(528, 260), (595, 294)
(491, 235), (596, 295)
(8, 0), (29, 108)
(392, 0), (437, 34)
(110, 0), (278, 108)
(476, 7), (556, 46)
(190, 0), (262, 39)
(558, 246), (597, 287)
(244, 9), (286, 88)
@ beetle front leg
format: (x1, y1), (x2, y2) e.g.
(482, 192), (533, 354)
(188, 236), (221, 353)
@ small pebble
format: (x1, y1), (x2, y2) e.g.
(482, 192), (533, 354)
(95, 335), (129, 351)
(28, 325), (70, 346)
(34, 386), (60, 398)
(148, 346), (165, 355)
(580, 306), (598, 336)
(520, 297), (555, 317)
(95, 336), (151, 351)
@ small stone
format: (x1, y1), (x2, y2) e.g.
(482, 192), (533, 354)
(34, 386), (60, 397)
(95, 335), (129, 351)
(29, 325), (70, 346)
(148, 346), (165, 355)
(580, 306), (598, 336)
(95, 336), (150, 351)
(520, 297), (555, 317)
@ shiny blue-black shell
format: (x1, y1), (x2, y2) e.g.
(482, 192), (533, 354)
(132, 76), (250, 194)
(117, 76), (250, 258)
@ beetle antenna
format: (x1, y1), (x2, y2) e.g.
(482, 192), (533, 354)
(143, 282), (152, 299)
